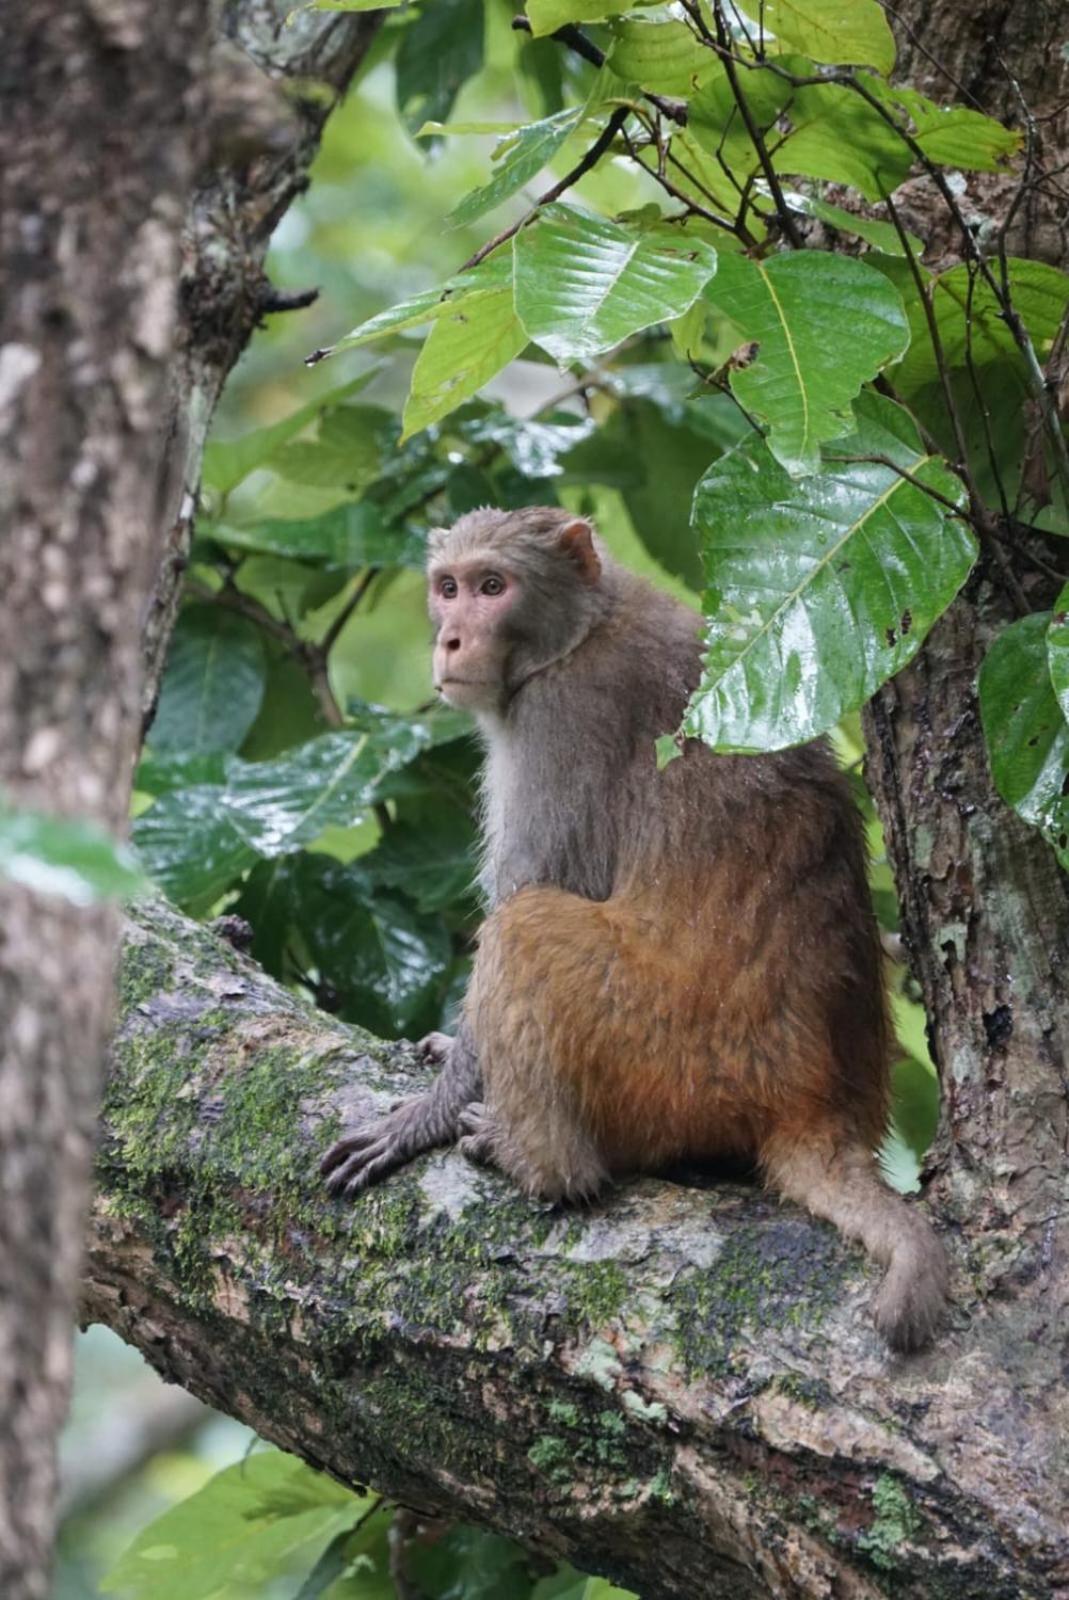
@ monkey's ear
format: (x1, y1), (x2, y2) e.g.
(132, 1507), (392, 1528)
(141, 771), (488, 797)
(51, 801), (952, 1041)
(558, 519), (601, 585)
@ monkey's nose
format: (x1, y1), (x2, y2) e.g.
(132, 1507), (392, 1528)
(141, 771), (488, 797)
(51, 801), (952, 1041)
(445, 636), (462, 653)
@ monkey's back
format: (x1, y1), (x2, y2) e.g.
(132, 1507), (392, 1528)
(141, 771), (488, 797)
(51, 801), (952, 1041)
(477, 567), (891, 1173)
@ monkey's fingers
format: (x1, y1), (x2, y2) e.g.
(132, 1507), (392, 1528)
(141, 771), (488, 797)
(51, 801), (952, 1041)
(323, 1132), (403, 1195)
(416, 1030), (453, 1064)
(319, 1125), (383, 1177)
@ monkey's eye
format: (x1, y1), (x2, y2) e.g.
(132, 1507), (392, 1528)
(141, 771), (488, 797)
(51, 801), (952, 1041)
(481, 574), (506, 596)
(439, 576), (458, 599)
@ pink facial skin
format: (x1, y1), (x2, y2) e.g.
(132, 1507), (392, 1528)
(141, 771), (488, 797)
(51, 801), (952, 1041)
(429, 559), (518, 712)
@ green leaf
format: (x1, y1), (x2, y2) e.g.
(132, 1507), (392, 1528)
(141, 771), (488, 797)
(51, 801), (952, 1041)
(777, 190), (923, 257)
(447, 107), (586, 228)
(314, 256), (511, 362)
(1048, 584), (1069, 723)
(979, 611), (1069, 870)
(210, 502), (425, 568)
(361, 806), (478, 913)
(311, 0), (406, 9)
(101, 1451), (361, 1600)
(132, 787), (257, 914)
(734, 0), (895, 72)
(0, 803), (145, 905)
(868, 79), (1021, 172)
(292, 856), (452, 1036)
(514, 203), (718, 363)
(202, 371), (381, 495)
(878, 1121), (921, 1195)
(223, 727), (431, 857)
(269, 403), (393, 490)
(703, 250), (909, 474)
(893, 258), (1069, 395)
(689, 66), (911, 204)
(409, 1526), (537, 1600)
(607, 18), (718, 94)
(526, 0), (633, 35)
(402, 283), (528, 438)
(151, 606), (267, 755)
(685, 392), (975, 752)
(396, 0), (485, 136)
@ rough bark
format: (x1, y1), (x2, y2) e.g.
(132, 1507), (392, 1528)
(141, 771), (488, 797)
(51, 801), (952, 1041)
(0, 4), (381, 1594)
(861, 3), (1069, 1316)
(84, 898), (1069, 1600)
(0, 5), (210, 1592)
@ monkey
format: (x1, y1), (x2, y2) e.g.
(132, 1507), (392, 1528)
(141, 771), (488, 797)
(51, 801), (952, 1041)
(320, 506), (948, 1352)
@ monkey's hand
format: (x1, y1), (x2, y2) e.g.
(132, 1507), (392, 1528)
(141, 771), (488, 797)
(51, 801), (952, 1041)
(320, 1095), (446, 1196)
(320, 1026), (480, 1199)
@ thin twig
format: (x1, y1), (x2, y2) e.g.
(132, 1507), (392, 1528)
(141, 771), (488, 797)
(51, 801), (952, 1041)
(822, 452), (969, 516)
(686, 0), (805, 247)
(459, 106), (630, 272)
(320, 566), (380, 657)
(511, 16), (687, 126)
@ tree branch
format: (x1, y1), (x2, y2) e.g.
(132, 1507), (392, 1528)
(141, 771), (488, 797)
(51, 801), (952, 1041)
(82, 898), (1069, 1600)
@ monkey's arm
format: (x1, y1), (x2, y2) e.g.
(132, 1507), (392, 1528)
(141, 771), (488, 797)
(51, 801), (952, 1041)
(320, 1024), (480, 1195)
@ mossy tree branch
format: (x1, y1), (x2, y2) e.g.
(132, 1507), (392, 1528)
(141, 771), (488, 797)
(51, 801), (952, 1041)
(83, 898), (1069, 1600)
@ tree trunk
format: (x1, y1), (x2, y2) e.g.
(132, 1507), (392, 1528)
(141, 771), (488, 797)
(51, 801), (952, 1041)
(0, 5), (381, 1594)
(83, 899), (1069, 1600)
(861, 1), (1069, 1321)
(0, 6), (208, 1592)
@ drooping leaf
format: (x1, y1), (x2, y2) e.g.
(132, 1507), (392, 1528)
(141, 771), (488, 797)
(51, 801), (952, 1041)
(1048, 583), (1069, 724)
(291, 855), (452, 1037)
(607, 18), (718, 94)
(402, 283), (528, 438)
(101, 1451), (361, 1600)
(0, 803), (145, 905)
(979, 611), (1069, 870)
(395, 0), (485, 136)
(150, 606), (267, 755)
(703, 250), (909, 474)
(447, 107), (586, 228)
(526, 0), (633, 35)
(868, 79), (1021, 172)
(685, 392), (975, 752)
(209, 501), (425, 568)
(312, 256), (511, 362)
(734, 0), (895, 72)
(514, 203), (718, 363)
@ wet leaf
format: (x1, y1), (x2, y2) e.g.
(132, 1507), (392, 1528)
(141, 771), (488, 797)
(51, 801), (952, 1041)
(703, 250), (909, 474)
(151, 606), (267, 755)
(685, 392), (974, 751)
(979, 610), (1069, 870)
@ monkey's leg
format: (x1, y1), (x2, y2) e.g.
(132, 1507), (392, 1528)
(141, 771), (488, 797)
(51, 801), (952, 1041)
(463, 897), (612, 1204)
(320, 1024), (480, 1197)
(762, 1134), (949, 1352)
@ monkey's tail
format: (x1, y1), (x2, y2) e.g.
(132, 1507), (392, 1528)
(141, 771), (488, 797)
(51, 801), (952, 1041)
(762, 1133), (948, 1352)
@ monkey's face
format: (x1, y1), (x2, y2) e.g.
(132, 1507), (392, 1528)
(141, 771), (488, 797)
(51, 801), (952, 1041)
(427, 554), (520, 713)
(427, 508), (608, 715)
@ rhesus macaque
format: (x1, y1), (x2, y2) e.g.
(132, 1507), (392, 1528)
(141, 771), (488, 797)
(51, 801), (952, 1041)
(321, 507), (948, 1352)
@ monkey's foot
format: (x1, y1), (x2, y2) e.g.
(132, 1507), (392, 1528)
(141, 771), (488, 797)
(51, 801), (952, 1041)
(456, 1101), (499, 1167)
(320, 1097), (435, 1198)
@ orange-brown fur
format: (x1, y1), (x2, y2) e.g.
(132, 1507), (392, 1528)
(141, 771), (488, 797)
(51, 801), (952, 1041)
(321, 506), (948, 1352)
